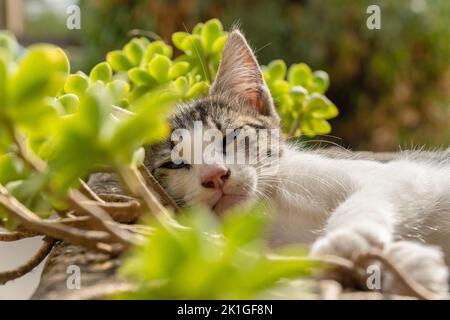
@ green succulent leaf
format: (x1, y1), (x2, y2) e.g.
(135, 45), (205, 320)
(211, 35), (227, 55)
(124, 39), (146, 66)
(9, 45), (69, 107)
(148, 54), (171, 83)
(128, 67), (155, 86)
(144, 41), (173, 63)
(107, 50), (133, 72)
(107, 80), (130, 101)
(172, 76), (190, 96)
(58, 93), (80, 114)
(182, 35), (204, 57)
(266, 59), (287, 81)
(89, 62), (112, 83)
(131, 147), (145, 167)
(288, 63), (312, 87)
(192, 23), (204, 35)
(64, 73), (89, 96)
(186, 81), (209, 99)
(168, 61), (190, 79)
(201, 19), (223, 53)
(304, 93), (338, 119)
(311, 71), (330, 94)
(172, 32), (190, 51)
(301, 116), (332, 136)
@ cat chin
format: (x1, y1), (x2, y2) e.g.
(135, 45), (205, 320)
(212, 194), (249, 214)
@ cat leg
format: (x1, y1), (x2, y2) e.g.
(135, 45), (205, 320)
(310, 191), (395, 259)
(310, 191), (449, 295)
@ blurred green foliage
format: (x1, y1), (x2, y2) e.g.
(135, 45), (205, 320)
(77, 0), (450, 150)
(116, 207), (313, 299)
(0, 30), (174, 224)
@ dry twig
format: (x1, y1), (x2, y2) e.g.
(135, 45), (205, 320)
(0, 185), (121, 254)
(68, 190), (137, 247)
(267, 252), (446, 300)
(138, 165), (180, 212)
(0, 229), (40, 241)
(0, 236), (56, 285)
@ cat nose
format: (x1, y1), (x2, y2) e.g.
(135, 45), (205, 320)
(200, 165), (231, 189)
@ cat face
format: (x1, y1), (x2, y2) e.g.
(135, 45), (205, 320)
(146, 30), (283, 213)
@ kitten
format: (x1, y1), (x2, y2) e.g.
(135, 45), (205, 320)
(145, 30), (450, 296)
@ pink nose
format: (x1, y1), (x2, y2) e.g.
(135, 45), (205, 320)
(200, 165), (231, 189)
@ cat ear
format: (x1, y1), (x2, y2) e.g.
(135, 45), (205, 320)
(209, 30), (277, 117)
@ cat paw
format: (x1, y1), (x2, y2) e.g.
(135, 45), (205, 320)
(310, 223), (392, 259)
(382, 241), (449, 296)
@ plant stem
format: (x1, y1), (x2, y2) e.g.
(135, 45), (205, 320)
(0, 229), (40, 241)
(0, 185), (121, 254)
(0, 237), (56, 285)
(138, 165), (180, 212)
(117, 166), (183, 233)
(68, 190), (137, 247)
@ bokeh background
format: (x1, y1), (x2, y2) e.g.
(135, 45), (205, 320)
(3, 0), (448, 151)
(0, 0), (449, 300)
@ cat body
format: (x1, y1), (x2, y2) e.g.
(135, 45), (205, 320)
(145, 30), (450, 295)
(268, 147), (450, 251)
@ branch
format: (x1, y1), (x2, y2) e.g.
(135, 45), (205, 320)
(0, 185), (122, 254)
(84, 199), (142, 223)
(77, 181), (143, 222)
(0, 236), (56, 285)
(288, 116), (302, 138)
(95, 193), (137, 203)
(118, 166), (170, 216)
(0, 229), (41, 241)
(52, 215), (152, 238)
(68, 190), (137, 247)
(3, 119), (139, 252)
(267, 252), (447, 300)
(116, 166), (187, 235)
(138, 165), (180, 212)
(2, 126), (138, 250)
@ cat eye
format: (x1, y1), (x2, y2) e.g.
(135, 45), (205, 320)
(159, 161), (191, 170)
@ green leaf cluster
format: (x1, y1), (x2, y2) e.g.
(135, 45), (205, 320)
(264, 61), (338, 137)
(0, 31), (174, 226)
(0, 32), (70, 224)
(62, 18), (338, 137)
(100, 19), (228, 105)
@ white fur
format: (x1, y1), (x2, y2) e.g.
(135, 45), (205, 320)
(263, 146), (450, 294)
